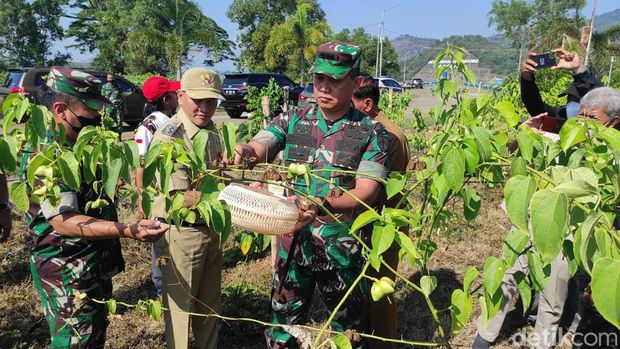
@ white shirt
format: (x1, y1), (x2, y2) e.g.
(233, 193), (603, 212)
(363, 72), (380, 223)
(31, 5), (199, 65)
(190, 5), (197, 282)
(134, 111), (171, 156)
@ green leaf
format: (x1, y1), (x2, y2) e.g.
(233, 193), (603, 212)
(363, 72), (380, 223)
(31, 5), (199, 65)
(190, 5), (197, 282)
(510, 157), (527, 177)
(504, 175), (537, 232)
(502, 228), (529, 268)
(516, 132), (534, 162)
(141, 191), (154, 217)
(330, 333), (352, 349)
(573, 213), (603, 273)
(195, 201), (212, 227)
(371, 223), (395, 256)
(483, 256), (506, 295)
(9, 182), (29, 212)
(420, 275), (437, 297)
(58, 152), (81, 191)
(350, 209), (381, 232)
(473, 127), (493, 161)
(527, 251), (550, 292)
(463, 266), (479, 293)
(123, 141), (140, 169)
(0, 139), (16, 172)
(103, 157), (122, 200)
(27, 153), (50, 188)
(530, 190), (568, 264)
(478, 295), (489, 326)
(591, 258), (620, 328)
(240, 233), (253, 255)
(30, 105), (47, 140)
(220, 123), (239, 161)
(192, 129), (210, 166)
(462, 188), (481, 221)
(462, 143), (479, 174)
(385, 172), (410, 199)
(559, 119), (586, 152)
(513, 271), (532, 315)
(73, 126), (98, 158)
(450, 289), (472, 334)
(442, 148), (465, 192)
(493, 101), (519, 127)
(148, 299), (162, 321)
(106, 299), (117, 314)
(485, 287), (504, 323)
(395, 231), (420, 261)
(462, 66), (476, 85)
(552, 180), (597, 199)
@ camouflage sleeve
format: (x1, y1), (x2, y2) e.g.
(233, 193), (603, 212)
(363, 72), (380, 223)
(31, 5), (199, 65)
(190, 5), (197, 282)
(356, 123), (388, 182)
(251, 113), (289, 162)
(40, 190), (79, 220)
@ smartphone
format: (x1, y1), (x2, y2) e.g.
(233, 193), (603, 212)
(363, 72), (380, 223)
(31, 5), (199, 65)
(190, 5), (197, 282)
(532, 53), (557, 69)
(541, 115), (566, 133)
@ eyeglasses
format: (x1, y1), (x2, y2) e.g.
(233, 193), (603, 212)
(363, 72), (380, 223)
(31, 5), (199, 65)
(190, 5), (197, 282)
(63, 104), (102, 130)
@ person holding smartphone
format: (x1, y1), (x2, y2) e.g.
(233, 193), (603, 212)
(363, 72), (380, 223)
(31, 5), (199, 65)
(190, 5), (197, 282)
(521, 47), (602, 120)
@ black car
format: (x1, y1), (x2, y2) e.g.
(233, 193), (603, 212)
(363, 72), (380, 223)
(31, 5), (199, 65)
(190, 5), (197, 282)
(220, 73), (303, 118)
(1, 67), (147, 127)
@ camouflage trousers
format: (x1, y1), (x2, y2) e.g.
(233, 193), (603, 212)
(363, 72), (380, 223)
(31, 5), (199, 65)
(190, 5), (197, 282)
(30, 259), (112, 349)
(264, 260), (369, 349)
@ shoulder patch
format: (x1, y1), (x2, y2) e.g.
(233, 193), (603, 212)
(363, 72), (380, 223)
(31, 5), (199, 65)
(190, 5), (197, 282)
(160, 123), (180, 136)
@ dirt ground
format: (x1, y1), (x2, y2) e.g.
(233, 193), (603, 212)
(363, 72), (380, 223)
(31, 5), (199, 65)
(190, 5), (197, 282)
(0, 90), (534, 348)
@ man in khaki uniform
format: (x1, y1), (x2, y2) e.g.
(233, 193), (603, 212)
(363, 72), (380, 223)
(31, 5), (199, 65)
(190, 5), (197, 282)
(352, 72), (410, 349)
(152, 67), (225, 349)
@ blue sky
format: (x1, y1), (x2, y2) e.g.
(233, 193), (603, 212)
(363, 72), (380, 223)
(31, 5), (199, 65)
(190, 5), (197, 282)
(61, 0), (619, 71)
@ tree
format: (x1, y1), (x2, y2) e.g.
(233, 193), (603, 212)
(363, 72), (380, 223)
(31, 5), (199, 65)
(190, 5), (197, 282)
(67, 0), (233, 75)
(227, 0), (325, 72)
(332, 28), (401, 78)
(0, 0), (69, 67)
(264, 2), (331, 83)
(489, 0), (586, 50)
(590, 24), (620, 86)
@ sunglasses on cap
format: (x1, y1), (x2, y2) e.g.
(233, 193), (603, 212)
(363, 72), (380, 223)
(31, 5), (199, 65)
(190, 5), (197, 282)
(317, 52), (356, 66)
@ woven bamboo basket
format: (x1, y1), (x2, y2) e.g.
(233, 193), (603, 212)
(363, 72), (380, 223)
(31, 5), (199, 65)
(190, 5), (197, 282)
(218, 183), (299, 235)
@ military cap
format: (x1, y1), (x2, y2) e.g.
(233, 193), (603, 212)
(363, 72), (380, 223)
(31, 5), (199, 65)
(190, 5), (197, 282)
(45, 66), (109, 110)
(310, 41), (362, 79)
(181, 67), (225, 100)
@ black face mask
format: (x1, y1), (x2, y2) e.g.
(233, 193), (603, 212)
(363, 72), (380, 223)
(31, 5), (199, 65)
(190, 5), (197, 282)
(63, 104), (102, 132)
(70, 115), (102, 133)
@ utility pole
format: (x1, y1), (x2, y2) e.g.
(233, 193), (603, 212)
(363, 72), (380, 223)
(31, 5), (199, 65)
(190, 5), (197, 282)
(377, 4), (399, 77)
(402, 51), (410, 82)
(609, 55), (615, 86)
(584, 0), (597, 67)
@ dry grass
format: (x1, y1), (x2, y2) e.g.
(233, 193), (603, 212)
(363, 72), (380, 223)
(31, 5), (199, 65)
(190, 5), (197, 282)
(0, 184), (537, 349)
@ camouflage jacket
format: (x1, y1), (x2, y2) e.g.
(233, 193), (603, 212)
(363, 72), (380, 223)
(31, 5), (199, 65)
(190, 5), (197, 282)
(253, 105), (388, 270)
(20, 152), (125, 292)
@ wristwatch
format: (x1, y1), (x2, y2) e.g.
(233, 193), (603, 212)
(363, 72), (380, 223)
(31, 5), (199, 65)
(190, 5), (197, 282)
(0, 202), (10, 210)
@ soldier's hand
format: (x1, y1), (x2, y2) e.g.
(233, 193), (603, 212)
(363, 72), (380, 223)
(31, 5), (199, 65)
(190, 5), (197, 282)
(287, 196), (317, 233)
(233, 144), (258, 168)
(123, 219), (169, 242)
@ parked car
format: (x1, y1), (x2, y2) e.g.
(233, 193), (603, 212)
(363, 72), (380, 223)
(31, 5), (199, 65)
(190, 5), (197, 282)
(1, 67), (147, 128)
(297, 84), (315, 108)
(410, 78), (424, 89)
(374, 76), (403, 93)
(220, 73), (303, 118)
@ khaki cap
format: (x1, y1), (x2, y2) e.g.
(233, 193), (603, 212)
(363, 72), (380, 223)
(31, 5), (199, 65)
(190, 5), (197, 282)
(181, 67), (225, 100)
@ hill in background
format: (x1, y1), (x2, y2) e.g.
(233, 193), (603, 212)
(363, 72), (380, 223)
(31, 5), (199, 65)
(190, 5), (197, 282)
(393, 8), (619, 81)
(595, 8), (620, 31)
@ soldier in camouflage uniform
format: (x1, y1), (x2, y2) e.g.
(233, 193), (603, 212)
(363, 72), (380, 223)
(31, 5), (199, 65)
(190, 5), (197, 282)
(23, 67), (168, 348)
(235, 42), (389, 349)
(101, 72), (123, 135)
